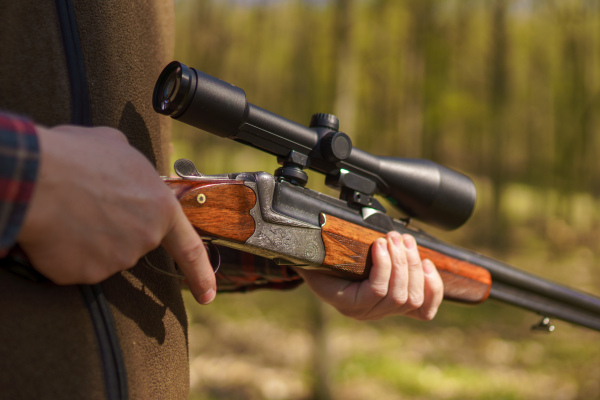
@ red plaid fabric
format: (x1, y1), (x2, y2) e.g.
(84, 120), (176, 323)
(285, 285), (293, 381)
(215, 245), (304, 292)
(0, 113), (39, 256)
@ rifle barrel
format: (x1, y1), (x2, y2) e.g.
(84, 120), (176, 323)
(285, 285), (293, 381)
(490, 282), (600, 331)
(411, 230), (600, 331)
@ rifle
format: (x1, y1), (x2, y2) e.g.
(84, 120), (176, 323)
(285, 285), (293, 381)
(153, 61), (600, 333)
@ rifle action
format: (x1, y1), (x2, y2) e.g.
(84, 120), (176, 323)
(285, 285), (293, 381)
(154, 61), (600, 333)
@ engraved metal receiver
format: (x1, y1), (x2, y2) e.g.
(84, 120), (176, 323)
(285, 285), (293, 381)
(174, 159), (326, 267)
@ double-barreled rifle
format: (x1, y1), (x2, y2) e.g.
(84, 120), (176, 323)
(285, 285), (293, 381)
(153, 61), (600, 333)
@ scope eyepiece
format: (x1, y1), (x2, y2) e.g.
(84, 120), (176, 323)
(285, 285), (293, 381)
(153, 61), (249, 138)
(153, 61), (196, 117)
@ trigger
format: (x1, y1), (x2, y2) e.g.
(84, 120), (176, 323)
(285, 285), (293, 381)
(203, 240), (221, 273)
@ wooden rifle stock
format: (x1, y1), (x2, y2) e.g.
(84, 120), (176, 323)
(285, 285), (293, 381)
(320, 214), (491, 304)
(169, 179), (256, 243)
(166, 179), (492, 305)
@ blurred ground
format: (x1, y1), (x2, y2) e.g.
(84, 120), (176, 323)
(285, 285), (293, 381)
(184, 206), (600, 399)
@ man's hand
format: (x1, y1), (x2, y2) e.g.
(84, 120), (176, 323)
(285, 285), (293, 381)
(17, 125), (216, 304)
(294, 232), (444, 321)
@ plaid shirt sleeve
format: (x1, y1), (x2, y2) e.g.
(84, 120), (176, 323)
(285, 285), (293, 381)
(0, 113), (39, 257)
(214, 245), (304, 292)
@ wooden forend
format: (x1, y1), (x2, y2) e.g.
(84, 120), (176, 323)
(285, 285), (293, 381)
(320, 213), (492, 304)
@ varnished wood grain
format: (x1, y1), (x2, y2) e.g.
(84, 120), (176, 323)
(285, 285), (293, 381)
(320, 213), (492, 304)
(166, 180), (256, 242)
(320, 215), (379, 281)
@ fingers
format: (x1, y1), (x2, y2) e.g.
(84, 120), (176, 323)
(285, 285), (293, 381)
(20, 124), (218, 293)
(354, 232), (442, 321)
(401, 234), (425, 312)
(295, 231), (444, 322)
(407, 259), (444, 321)
(383, 234), (407, 304)
(161, 206), (216, 305)
(366, 238), (394, 298)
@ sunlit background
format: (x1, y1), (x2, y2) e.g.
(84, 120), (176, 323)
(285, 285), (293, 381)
(170, 1), (600, 399)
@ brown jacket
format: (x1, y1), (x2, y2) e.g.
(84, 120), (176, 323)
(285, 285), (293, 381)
(0, 1), (189, 398)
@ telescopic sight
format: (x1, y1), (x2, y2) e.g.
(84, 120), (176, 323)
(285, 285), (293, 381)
(152, 61), (476, 229)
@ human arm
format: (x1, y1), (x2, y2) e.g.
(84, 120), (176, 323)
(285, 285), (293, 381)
(3, 120), (216, 304)
(212, 234), (444, 321)
(1, 113), (442, 317)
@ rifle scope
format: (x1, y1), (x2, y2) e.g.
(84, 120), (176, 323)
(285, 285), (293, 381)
(153, 61), (476, 230)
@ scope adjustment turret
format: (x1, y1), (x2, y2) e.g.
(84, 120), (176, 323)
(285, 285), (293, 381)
(309, 113), (340, 131)
(320, 131), (352, 163)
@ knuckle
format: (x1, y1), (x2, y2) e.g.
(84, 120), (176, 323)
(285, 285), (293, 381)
(120, 253), (141, 270)
(48, 273), (77, 286)
(79, 273), (104, 285)
(344, 311), (370, 322)
(430, 273), (444, 293)
(336, 306), (369, 321)
(369, 283), (389, 299)
(139, 229), (163, 252)
(77, 265), (111, 285)
(35, 245), (137, 286)
(406, 257), (422, 272)
(407, 294), (425, 310)
(109, 247), (142, 272)
(159, 193), (181, 219)
(335, 305), (356, 318)
(418, 307), (438, 321)
(42, 260), (108, 285)
(391, 293), (409, 307)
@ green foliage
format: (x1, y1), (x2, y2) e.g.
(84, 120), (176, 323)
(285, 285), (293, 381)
(171, 1), (600, 399)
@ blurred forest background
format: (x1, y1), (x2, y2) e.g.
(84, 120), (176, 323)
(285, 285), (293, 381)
(170, 0), (600, 399)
